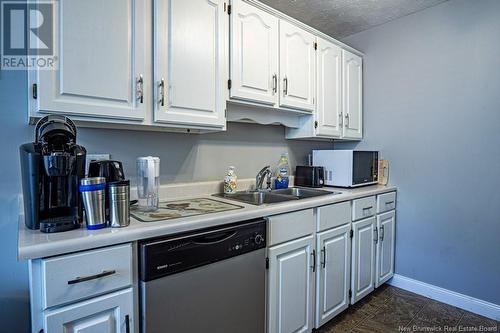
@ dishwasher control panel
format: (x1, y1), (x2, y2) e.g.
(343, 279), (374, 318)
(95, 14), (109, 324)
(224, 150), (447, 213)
(229, 231), (264, 252)
(139, 219), (266, 281)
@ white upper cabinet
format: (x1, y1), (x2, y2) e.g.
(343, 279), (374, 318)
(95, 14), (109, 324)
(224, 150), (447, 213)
(315, 37), (342, 138)
(342, 49), (363, 139)
(279, 20), (316, 112)
(35, 0), (146, 120)
(153, 0), (226, 128)
(230, 0), (278, 105)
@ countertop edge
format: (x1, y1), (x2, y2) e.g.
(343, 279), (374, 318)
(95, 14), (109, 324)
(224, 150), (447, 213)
(18, 185), (397, 260)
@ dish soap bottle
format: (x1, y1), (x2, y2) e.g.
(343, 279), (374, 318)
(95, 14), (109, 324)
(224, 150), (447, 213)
(224, 166), (238, 194)
(274, 153), (290, 189)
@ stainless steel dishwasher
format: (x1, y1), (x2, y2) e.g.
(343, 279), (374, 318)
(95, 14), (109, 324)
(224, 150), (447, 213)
(139, 219), (267, 333)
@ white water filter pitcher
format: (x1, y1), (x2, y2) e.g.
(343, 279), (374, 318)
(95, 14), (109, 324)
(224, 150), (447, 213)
(136, 156), (160, 211)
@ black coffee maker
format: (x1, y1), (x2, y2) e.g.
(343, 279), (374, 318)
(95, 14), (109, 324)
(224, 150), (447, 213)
(20, 115), (86, 233)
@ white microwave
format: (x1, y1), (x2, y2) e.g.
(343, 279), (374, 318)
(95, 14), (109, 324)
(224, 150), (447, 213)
(312, 150), (379, 187)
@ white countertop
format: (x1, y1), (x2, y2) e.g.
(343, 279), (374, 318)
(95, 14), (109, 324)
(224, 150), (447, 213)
(18, 184), (396, 260)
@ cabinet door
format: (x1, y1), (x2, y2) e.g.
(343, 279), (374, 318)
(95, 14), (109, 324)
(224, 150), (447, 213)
(342, 50), (363, 139)
(44, 288), (134, 333)
(154, 0), (226, 128)
(36, 0), (146, 120)
(268, 235), (314, 333)
(279, 20), (315, 112)
(316, 224), (351, 327)
(351, 217), (376, 304)
(376, 211), (396, 287)
(230, 0), (278, 105)
(316, 38), (342, 138)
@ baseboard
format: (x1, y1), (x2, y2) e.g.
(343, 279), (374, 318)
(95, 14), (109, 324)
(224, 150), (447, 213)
(388, 274), (500, 321)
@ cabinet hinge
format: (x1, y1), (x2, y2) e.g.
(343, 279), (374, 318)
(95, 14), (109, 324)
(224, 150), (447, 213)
(32, 83), (38, 99)
(228, 79), (232, 90)
(227, 4), (232, 15)
(350, 229), (354, 238)
(314, 42), (318, 50)
(225, 109), (227, 118)
(348, 289), (352, 298)
(265, 257), (269, 270)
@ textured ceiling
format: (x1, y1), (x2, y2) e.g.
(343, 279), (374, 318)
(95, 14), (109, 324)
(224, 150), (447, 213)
(258, 0), (449, 39)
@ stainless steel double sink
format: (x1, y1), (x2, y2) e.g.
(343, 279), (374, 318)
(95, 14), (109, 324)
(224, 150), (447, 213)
(214, 187), (341, 206)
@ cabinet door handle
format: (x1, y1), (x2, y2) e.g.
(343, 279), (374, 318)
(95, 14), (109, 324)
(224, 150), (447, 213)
(380, 225), (385, 242)
(374, 227), (378, 243)
(136, 74), (144, 104)
(283, 76), (288, 95)
(321, 246), (326, 269)
(311, 249), (316, 272)
(67, 270), (116, 285)
(125, 314), (130, 333)
(158, 78), (165, 106)
(345, 113), (349, 127)
(339, 113), (343, 127)
(272, 74), (277, 94)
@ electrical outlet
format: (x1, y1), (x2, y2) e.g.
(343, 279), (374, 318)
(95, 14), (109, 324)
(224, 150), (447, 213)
(85, 153), (111, 176)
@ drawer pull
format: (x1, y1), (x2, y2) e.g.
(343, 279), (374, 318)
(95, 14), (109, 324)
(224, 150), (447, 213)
(385, 201), (394, 205)
(67, 270), (116, 285)
(125, 314), (130, 333)
(311, 250), (317, 272)
(363, 206), (373, 211)
(321, 246), (326, 269)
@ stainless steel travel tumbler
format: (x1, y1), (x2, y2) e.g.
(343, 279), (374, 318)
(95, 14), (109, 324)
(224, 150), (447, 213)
(109, 180), (130, 228)
(80, 177), (106, 230)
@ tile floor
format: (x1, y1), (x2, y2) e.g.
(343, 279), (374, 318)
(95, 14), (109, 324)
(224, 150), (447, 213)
(315, 285), (499, 333)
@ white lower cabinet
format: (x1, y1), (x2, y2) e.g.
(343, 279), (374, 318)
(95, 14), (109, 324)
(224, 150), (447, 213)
(267, 195), (396, 331)
(267, 235), (315, 333)
(315, 224), (351, 327)
(350, 217), (376, 304)
(43, 288), (134, 333)
(376, 210), (396, 287)
(30, 244), (135, 333)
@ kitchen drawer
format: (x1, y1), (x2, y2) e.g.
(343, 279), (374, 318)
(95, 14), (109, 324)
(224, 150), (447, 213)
(352, 196), (376, 221)
(41, 243), (132, 309)
(317, 201), (351, 232)
(377, 192), (396, 213)
(267, 209), (314, 246)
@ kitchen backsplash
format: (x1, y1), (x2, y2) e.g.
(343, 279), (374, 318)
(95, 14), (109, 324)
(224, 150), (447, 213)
(78, 122), (333, 185)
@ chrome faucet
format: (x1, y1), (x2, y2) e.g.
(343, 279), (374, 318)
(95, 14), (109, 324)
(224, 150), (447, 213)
(255, 166), (272, 191)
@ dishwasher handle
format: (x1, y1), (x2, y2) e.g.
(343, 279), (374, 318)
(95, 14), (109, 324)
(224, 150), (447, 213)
(192, 231), (237, 245)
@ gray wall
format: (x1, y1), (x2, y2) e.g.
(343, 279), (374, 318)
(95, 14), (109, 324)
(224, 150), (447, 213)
(337, 0), (500, 304)
(0, 73), (331, 331)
